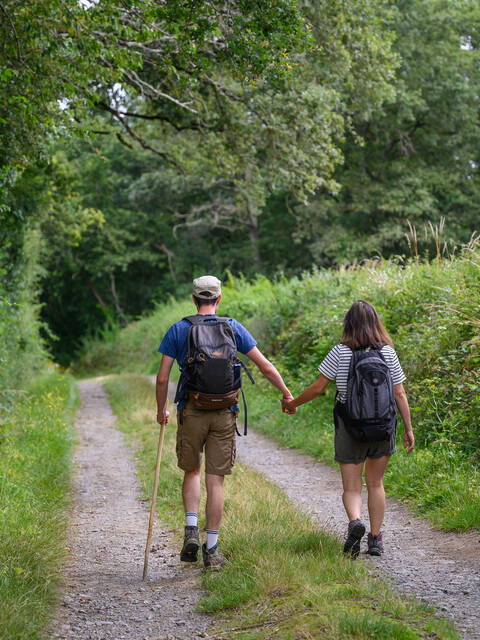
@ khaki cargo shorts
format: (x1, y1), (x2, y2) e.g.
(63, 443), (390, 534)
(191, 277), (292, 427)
(176, 403), (237, 476)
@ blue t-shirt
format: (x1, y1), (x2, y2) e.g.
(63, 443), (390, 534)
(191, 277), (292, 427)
(158, 315), (257, 367)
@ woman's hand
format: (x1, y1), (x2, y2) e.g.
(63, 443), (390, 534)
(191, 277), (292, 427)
(281, 396), (297, 414)
(403, 428), (414, 454)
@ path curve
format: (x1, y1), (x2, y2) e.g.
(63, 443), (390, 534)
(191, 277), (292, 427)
(237, 430), (480, 639)
(52, 380), (210, 640)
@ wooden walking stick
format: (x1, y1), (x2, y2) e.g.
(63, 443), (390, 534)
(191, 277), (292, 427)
(142, 422), (166, 580)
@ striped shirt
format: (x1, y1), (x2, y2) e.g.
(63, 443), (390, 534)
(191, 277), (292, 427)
(318, 344), (406, 403)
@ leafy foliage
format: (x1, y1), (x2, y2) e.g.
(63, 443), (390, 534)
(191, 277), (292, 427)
(78, 248), (480, 529)
(294, 0), (480, 263)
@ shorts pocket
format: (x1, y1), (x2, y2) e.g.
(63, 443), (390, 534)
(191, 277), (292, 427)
(176, 435), (182, 458)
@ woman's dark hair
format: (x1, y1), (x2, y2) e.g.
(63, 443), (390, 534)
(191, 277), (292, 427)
(341, 300), (393, 349)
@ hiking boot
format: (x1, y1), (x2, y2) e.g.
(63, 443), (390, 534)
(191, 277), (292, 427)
(366, 532), (384, 556)
(343, 519), (366, 559)
(202, 543), (226, 570)
(180, 526), (200, 562)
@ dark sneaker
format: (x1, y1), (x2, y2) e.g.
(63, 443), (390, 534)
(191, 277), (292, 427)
(202, 543), (226, 570)
(366, 532), (384, 556)
(180, 526), (200, 562)
(343, 519), (366, 558)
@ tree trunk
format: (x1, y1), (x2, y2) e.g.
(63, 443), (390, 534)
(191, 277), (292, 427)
(110, 275), (127, 327)
(83, 277), (107, 309)
(245, 199), (263, 272)
(153, 243), (177, 284)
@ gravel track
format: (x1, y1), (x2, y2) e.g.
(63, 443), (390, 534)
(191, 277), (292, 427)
(53, 379), (480, 639)
(52, 380), (210, 640)
(236, 430), (480, 639)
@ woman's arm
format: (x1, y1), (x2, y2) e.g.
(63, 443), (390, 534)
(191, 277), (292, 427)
(282, 374), (331, 412)
(394, 383), (414, 454)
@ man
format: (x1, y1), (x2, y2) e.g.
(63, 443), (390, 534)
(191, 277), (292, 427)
(156, 275), (294, 569)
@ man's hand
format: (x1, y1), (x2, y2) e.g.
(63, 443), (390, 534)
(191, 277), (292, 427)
(403, 428), (414, 454)
(281, 395), (297, 414)
(157, 409), (170, 426)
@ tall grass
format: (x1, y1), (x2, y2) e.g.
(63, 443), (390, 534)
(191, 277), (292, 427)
(79, 247), (480, 530)
(0, 229), (47, 413)
(104, 374), (459, 640)
(0, 369), (77, 639)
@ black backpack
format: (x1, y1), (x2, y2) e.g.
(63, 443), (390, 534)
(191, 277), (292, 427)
(179, 315), (254, 433)
(336, 346), (396, 442)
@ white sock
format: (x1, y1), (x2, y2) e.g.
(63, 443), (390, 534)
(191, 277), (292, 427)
(206, 529), (219, 550)
(186, 512), (198, 527)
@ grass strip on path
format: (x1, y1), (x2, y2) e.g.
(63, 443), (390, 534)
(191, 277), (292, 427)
(0, 369), (77, 640)
(104, 374), (459, 640)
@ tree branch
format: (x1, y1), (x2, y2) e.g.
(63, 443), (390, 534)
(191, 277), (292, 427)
(0, 2), (22, 62)
(101, 107), (206, 132)
(121, 66), (199, 114)
(98, 102), (185, 171)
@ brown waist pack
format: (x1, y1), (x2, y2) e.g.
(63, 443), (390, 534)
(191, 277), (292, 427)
(188, 390), (239, 410)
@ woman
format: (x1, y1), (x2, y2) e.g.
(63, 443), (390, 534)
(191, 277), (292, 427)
(282, 300), (414, 557)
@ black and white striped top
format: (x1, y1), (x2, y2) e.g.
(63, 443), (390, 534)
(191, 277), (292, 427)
(318, 344), (406, 403)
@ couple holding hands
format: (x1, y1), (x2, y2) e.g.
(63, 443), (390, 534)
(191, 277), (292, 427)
(156, 276), (414, 568)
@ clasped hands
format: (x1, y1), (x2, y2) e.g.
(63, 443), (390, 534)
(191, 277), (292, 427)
(282, 393), (297, 414)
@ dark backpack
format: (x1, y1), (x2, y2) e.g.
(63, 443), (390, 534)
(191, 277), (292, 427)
(179, 315), (254, 433)
(336, 346), (396, 442)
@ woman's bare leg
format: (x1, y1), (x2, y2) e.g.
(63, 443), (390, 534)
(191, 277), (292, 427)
(339, 462), (364, 521)
(364, 455), (391, 535)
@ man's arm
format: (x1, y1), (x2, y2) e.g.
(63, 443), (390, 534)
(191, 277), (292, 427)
(282, 374), (331, 411)
(245, 346), (294, 405)
(156, 354), (175, 425)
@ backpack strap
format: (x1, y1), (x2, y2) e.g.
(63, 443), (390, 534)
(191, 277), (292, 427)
(240, 360), (255, 385)
(236, 362), (255, 436)
(183, 315), (231, 324)
(237, 387), (248, 436)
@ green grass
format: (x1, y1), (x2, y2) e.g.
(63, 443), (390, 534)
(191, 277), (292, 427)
(80, 250), (480, 531)
(103, 374), (460, 640)
(0, 368), (77, 640)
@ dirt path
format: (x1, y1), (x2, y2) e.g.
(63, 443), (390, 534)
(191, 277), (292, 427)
(236, 430), (480, 639)
(53, 379), (479, 639)
(52, 380), (210, 640)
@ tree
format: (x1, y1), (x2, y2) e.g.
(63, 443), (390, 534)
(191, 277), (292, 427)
(157, 0), (397, 269)
(293, 0), (480, 264)
(0, 0), (309, 175)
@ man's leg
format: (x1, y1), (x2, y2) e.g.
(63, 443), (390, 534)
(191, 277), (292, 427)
(180, 468), (201, 562)
(205, 473), (224, 550)
(182, 468), (201, 516)
(202, 409), (234, 568)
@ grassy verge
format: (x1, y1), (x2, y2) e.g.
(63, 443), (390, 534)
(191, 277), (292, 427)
(0, 368), (77, 640)
(103, 374), (459, 640)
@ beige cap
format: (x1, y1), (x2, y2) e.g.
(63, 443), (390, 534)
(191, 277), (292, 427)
(192, 275), (221, 299)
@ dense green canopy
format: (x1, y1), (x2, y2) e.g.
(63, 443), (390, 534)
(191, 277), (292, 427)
(1, 0), (479, 365)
